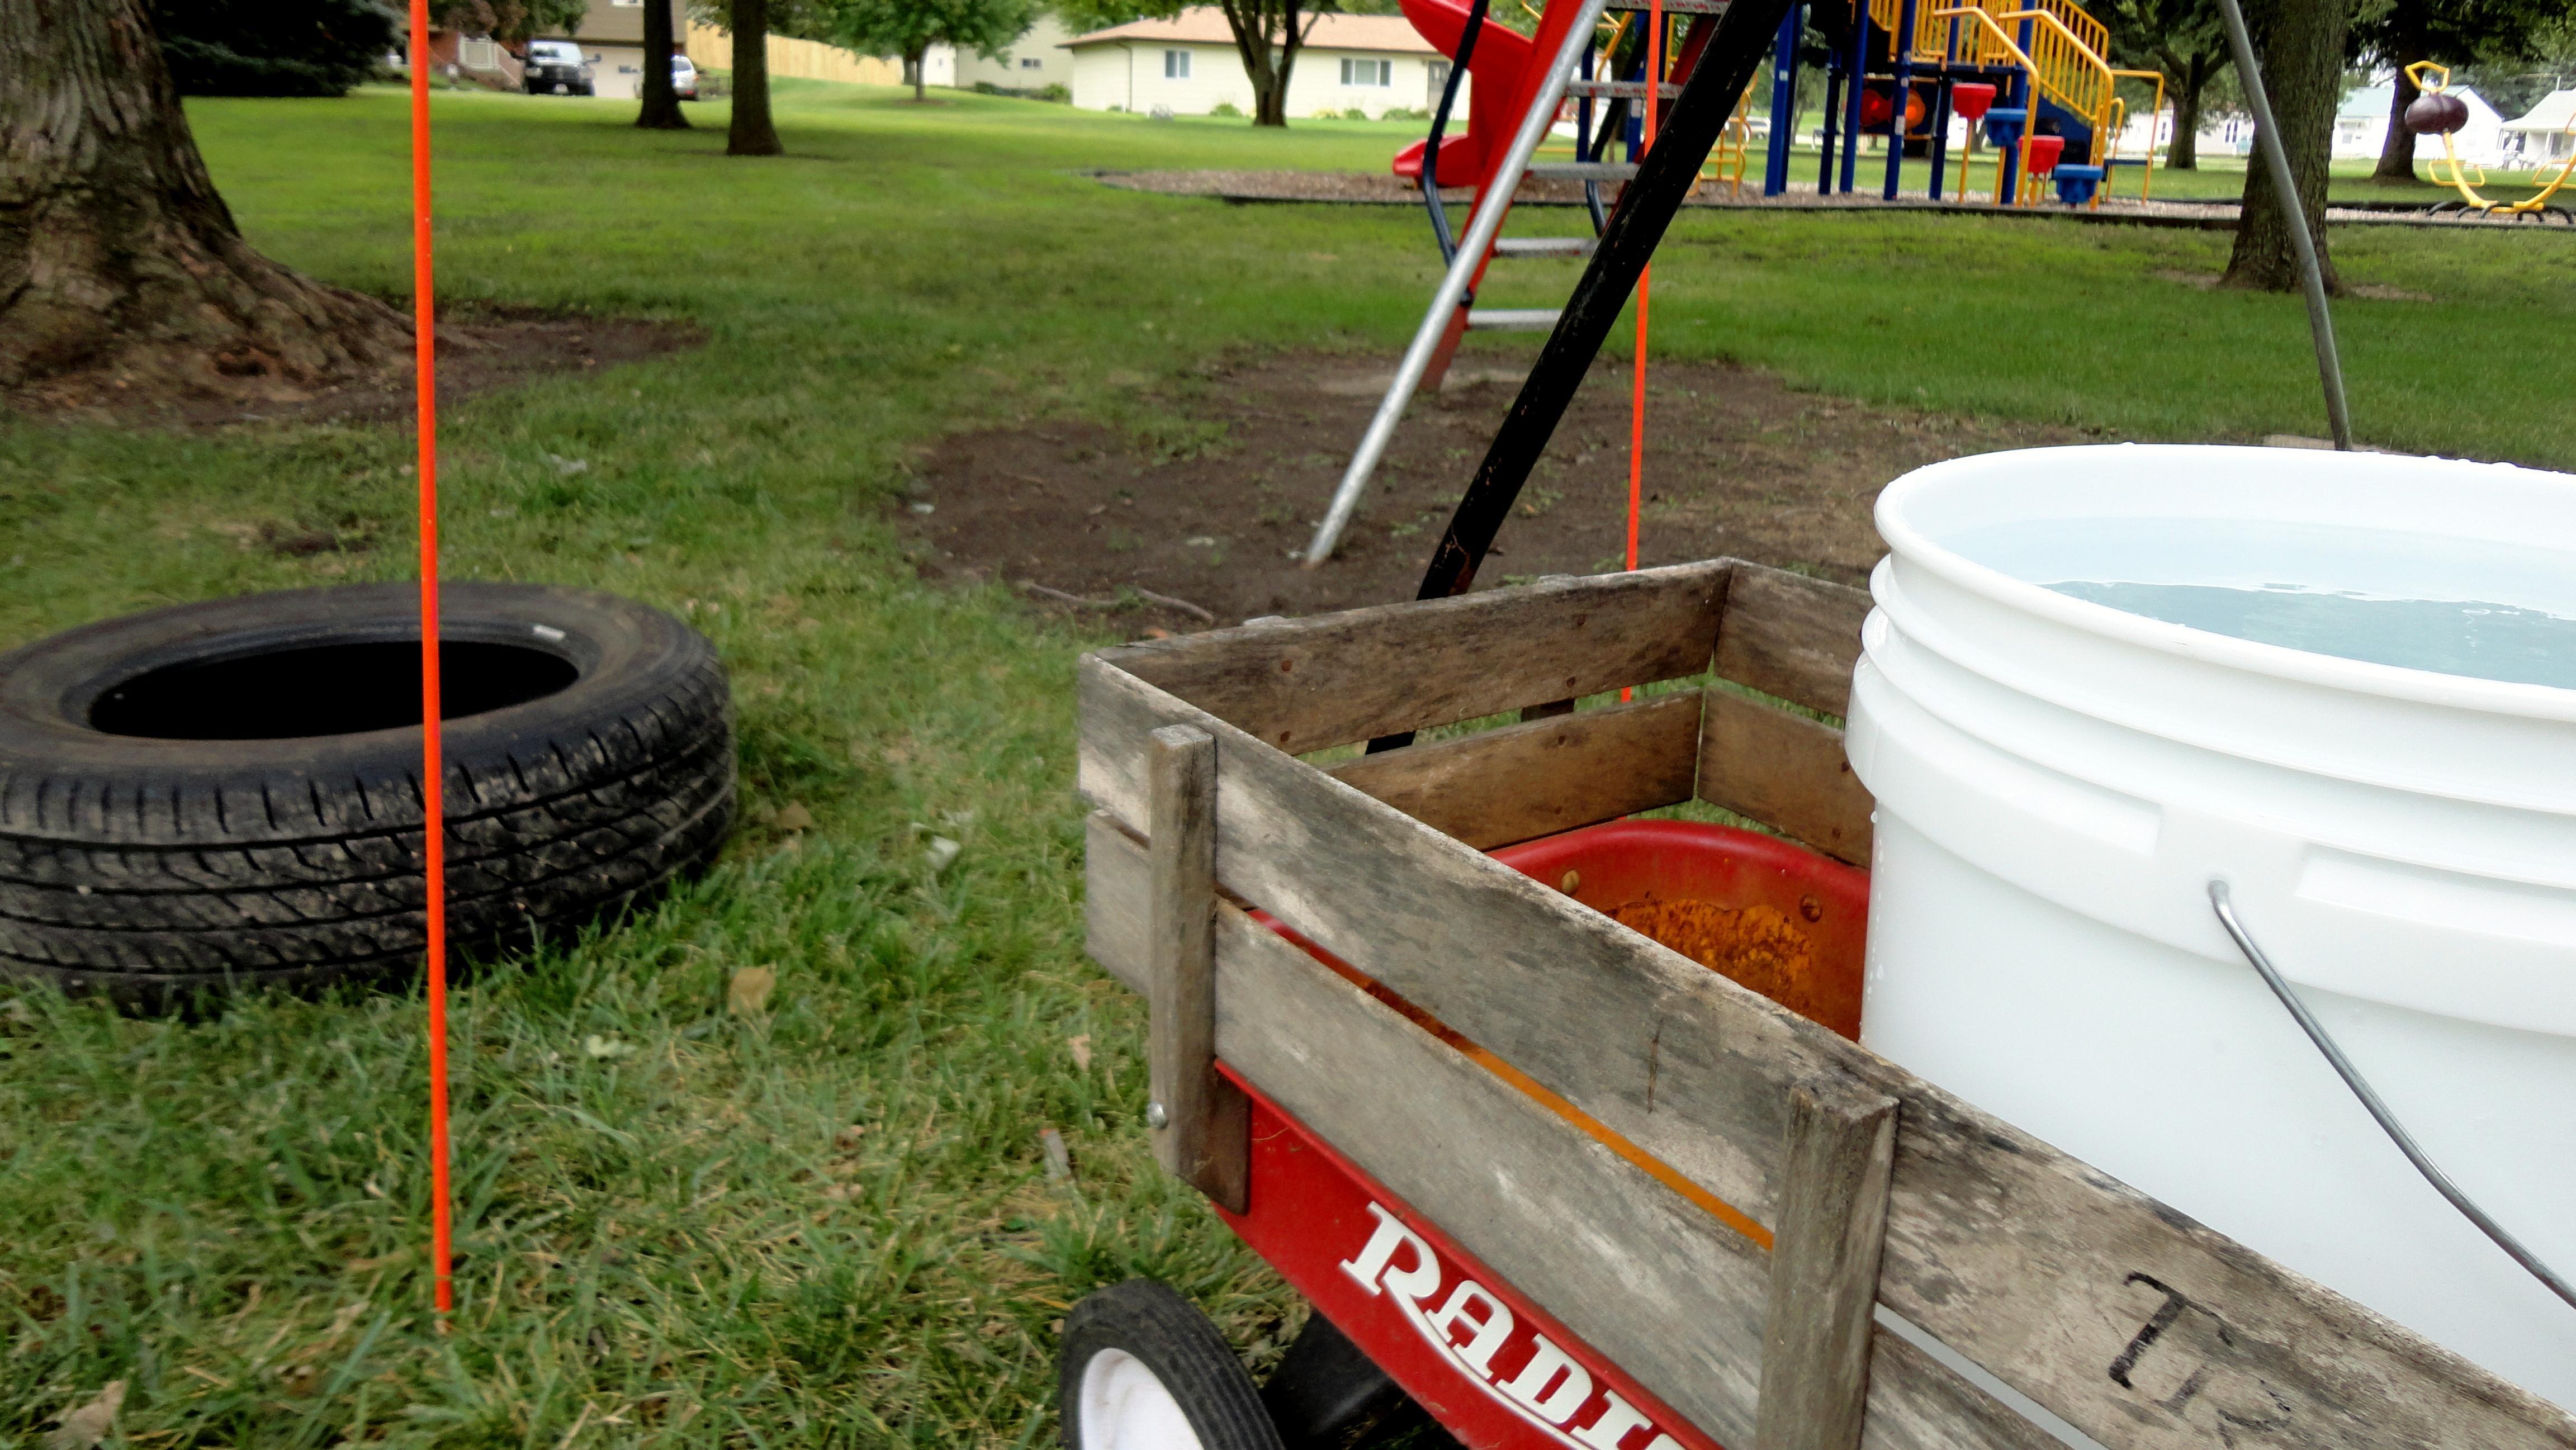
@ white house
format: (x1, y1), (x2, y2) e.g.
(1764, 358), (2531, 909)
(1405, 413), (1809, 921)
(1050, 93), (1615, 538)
(2100, 108), (2256, 161)
(953, 12), (1075, 93)
(2503, 90), (2576, 171)
(1064, 9), (1466, 119)
(2333, 81), (2507, 168)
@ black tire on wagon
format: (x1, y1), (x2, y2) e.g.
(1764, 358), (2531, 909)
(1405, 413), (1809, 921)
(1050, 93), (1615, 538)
(1059, 1280), (1288, 1450)
(0, 582), (733, 1007)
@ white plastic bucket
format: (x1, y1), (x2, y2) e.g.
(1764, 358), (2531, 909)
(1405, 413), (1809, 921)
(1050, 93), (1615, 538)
(1847, 444), (2576, 1408)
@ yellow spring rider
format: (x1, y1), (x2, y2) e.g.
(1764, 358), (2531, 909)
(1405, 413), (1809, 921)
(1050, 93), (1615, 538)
(2409, 61), (2576, 224)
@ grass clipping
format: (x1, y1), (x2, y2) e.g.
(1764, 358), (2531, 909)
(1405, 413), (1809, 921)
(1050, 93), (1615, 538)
(1611, 898), (1821, 1017)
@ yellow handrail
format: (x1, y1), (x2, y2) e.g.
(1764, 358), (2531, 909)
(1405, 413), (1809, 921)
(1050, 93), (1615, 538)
(2106, 67), (2163, 201)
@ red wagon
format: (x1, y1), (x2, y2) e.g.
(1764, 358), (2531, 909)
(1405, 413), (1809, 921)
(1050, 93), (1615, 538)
(1068, 560), (2569, 1450)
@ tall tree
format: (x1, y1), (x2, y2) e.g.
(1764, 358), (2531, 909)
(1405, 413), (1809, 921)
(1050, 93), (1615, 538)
(835, 0), (1040, 100)
(1, 0), (408, 393)
(709, 0), (785, 153)
(2102, 0), (2230, 168)
(1059, 0), (1325, 125)
(151, 0), (396, 97)
(2351, 0), (2564, 183)
(2222, 0), (2345, 292)
(638, 0), (689, 127)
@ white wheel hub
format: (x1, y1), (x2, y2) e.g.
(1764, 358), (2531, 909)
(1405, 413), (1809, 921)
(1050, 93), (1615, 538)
(1078, 1348), (1205, 1450)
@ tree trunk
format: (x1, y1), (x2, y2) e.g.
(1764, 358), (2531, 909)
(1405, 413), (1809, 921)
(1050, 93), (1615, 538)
(0, 0), (408, 395)
(636, 0), (689, 130)
(726, 0), (783, 156)
(2222, 0), (2342, 293)
(2164, 49), (2212, 169)
(906, 45), (928, 102)
(1222, 0), (1294, 126)
(2374, 39), (2427, 182)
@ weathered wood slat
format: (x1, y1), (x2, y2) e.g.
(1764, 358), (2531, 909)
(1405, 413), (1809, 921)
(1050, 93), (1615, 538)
(1215, 906), (2045, 1450)
(1860, 1334), (2068, 1450)
(1756, 1082), (1900, 1450)
(1715, 565), (1873, 718)
(1326, 689), (1705, 850)
(1697, 689), (1875, 866)
(1078, 657), (2576, 1450)
(1083, 811), (1150, 994)
(1147, 726), (1247, 1212)
(1094, 562), (1730, 755)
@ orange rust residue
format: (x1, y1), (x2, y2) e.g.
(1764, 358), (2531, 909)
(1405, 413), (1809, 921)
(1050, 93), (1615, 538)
(1611, 898), (1834, 1027)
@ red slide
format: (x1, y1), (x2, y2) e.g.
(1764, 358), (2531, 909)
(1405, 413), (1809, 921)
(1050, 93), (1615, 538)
(1389, 0), (1533, 187)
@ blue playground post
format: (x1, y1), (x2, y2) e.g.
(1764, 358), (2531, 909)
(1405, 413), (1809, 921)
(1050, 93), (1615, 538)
(1816, 42), (1840, 191)
(1837, 5), (1869, 194)
(1764, 3), (1801, 197)
(1881, 0), (1918, 199)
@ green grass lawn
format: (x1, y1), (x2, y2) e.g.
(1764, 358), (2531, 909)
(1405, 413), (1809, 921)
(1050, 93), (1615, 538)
(3, 78), (2573, 1445)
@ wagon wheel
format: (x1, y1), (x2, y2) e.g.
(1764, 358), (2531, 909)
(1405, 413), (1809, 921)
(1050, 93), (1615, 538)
(1060, 1282), (1287, 1450)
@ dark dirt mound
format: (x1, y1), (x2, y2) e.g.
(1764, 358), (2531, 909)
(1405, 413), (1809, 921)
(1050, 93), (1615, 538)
(4, 306), (702, 430)
(900, 352), (2095, 628)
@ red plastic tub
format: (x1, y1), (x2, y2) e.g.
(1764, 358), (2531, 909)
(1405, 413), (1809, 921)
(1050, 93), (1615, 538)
(1256, 819), (1870, 1039)
(2021, 133), (2067, 175)
(1494, 819), (1869, 1037)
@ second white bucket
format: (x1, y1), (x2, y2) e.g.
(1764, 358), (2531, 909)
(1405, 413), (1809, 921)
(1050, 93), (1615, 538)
(1848, 443), (2576, 1409)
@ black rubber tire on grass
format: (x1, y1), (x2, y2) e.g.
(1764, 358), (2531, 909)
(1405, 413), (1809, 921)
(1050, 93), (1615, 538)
(0, 582), (733, 1008)
(1059, 1281), (1287, 1450)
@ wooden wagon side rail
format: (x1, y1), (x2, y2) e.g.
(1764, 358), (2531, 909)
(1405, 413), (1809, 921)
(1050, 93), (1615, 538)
(1076, 562), (2576, 1450)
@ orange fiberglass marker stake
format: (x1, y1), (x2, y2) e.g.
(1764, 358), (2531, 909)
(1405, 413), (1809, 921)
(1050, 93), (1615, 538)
(1621, 0), (1662, 703)
(406, 0), (453, 1324)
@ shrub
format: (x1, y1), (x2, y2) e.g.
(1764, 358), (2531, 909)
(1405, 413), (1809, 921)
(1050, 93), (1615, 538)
(1211, 99), (1243, 117)
(1381, 105), (1428, 121)
(1038, 83), (1070, 102)
(1342, 106), (1370, 120)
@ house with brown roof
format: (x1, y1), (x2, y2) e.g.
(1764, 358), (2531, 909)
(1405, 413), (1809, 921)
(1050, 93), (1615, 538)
(1063, 8), (1467, 119)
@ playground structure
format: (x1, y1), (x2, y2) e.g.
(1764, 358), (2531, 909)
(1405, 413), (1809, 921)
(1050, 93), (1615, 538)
(1786, 0), (2166, 207)
(2410, 61), (2576, 224)
(1389, 0), (2166, 221)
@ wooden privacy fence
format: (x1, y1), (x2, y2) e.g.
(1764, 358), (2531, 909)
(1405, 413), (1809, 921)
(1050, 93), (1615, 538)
(684, 22), (901, 87)
(1078, 558), (2576, 1450)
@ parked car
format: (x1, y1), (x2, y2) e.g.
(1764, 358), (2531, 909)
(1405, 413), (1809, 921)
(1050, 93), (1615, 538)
(523, 39), (594, 96)
(673, 55), (699, 100)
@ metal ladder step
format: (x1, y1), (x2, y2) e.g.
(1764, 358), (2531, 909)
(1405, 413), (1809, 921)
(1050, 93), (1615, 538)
(1493, 236), (1597, 258)
(1565, 78), (1684, 100)
(1526, 162), (1642, 181)
(1466, 308), (1564, 331)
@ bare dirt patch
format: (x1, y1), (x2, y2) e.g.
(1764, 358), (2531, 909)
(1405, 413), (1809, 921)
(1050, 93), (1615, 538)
(899, 352), (2096, 627)
(3, 306), (702, 430)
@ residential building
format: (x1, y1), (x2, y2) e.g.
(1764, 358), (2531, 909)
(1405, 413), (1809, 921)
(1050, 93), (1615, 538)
(2333, 81), (2507, 168)
(955, 13), (1077, 93)
(2503, 90), (2576, 170)
(1063, 9), (1466, 119)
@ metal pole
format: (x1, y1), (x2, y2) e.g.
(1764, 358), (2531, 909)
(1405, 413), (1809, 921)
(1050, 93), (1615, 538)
(1765, 4), (1800, 196)
(2210, 0), (2351, 450)
(1838, 5), (1868, 193)
(1882, 0), (1916, 198)
(1304, 0), (1612, 568)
